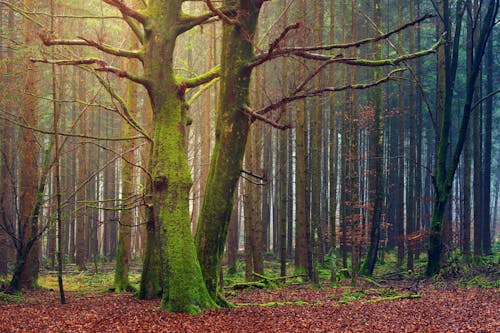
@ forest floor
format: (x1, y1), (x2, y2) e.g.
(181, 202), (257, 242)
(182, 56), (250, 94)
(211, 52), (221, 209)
(0, 278), (498, 332)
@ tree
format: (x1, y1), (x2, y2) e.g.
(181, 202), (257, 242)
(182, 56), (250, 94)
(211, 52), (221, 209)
(196, 0), (443, 301)
(361, 0), (384, 276)
(37, 0), (221, 313)
(11, 0), (42, 291)
(426, 0), (498, 276)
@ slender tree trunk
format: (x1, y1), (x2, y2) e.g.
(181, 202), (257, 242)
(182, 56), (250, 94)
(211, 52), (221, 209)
(114, 16), (140, 290)
(463, 123), (472, 258)
(361, 0), (384, 276)
(396, 0), (405, 267)
(310, 0), (324, 283)
(293, 0), (312, 278)
(50, 0), (65, 302)
(406, 0), (416, 271)
(481, 29), (493, 256)
(75, 68), (88, 271)
(328, 0), (337, 269)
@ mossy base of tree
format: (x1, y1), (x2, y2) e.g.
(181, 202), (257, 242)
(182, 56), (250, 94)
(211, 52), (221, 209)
(215, 293), (236, 308)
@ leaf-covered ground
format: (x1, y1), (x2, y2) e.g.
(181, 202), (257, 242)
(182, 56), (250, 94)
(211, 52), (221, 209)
(1, 284), (498, 332)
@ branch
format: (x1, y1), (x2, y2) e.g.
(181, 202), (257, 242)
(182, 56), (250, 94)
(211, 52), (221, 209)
(241, 169), (268, 182)
(471, 88), (500, 111)
(286, 34), (445, 66)
(0, 1), (44, 28)
(91, 70), (151, 142)
(187, 77), (220, 106)
(178, 11), (218, 34)
(250, 21), (444, 69)
(271, 13), (436, 53)
(39, 31), (143, 61)
(205, 0), (239, 26)
(241, 104), (292, 130)
(31, 57), (106, 67)
(0, 112), (144, 142)
(268, 22), (301, 55)
(256, 68), (408, 116)
(95, 65), (149, 86)
(179, 64), (221, 89)
(358, 8), (438, 134)
(123, 15), (144, 44)
(31, 57), (149, 87)
(101, 0), (148, 24)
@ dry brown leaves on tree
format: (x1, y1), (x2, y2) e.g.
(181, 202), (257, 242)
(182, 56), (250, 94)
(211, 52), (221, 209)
(0, 286), (498, 332)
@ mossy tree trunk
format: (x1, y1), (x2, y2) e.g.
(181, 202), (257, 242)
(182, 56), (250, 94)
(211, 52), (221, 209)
(138, 1), (218, 313)
(38, 0), (221, 311)
(196, 0), (263, 303)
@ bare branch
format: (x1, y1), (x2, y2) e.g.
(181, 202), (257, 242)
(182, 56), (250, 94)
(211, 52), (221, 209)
(251, 34), (445, 69)
(31, 57), (106, 67)
(274, 13), (436, 53)
(241, 104), (292, 130)
(101, 0), (148, 24)
(31, 57), (149, 87)
(255, 68), (408, 117)
(0, 1), (44, 28)
(205, 0), (238, 26)
(39, 31), (143, 61)
(268, 22), (301, 55)
(95, 65), (149, 86)
(91, 70), (152, 142)
(0, 112), (146, 142)
(178, 11), (218, 34)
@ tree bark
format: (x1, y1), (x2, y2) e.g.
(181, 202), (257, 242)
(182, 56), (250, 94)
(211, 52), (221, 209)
(14, 0), (41, 290)
(195, 0), (263, 303)
(361, 0), (384, 276)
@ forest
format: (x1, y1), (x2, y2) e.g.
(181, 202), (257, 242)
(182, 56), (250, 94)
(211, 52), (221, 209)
(0, 0), (499, 332)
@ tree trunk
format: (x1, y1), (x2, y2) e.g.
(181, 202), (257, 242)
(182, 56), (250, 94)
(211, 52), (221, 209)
(427, 0), (497, 275)
(195, 0), (263, 303)
(361, 0), (384, 276)
(406, 0), (416, 271)
(226, 191), (240, 274)
(114, 24), (140, 291)
(75, 68), (88, 271)
(396, 0), (405, 267)
(481, 29), (493, 256)
(15, 0), (41, 290)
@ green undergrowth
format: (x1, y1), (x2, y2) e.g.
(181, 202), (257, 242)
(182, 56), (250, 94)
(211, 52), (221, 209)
(38, 271), (141, 294)
(0, 291), (23, 305)
(332, 285), (415, 305)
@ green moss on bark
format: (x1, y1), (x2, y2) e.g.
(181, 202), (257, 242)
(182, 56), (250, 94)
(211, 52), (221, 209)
(195, 0), (262, 302)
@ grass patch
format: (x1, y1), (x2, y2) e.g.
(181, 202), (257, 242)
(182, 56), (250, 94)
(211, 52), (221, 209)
(0, 292), (23, 305)
(336, 288), (366, 304)
(38, 272), (141, 294)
